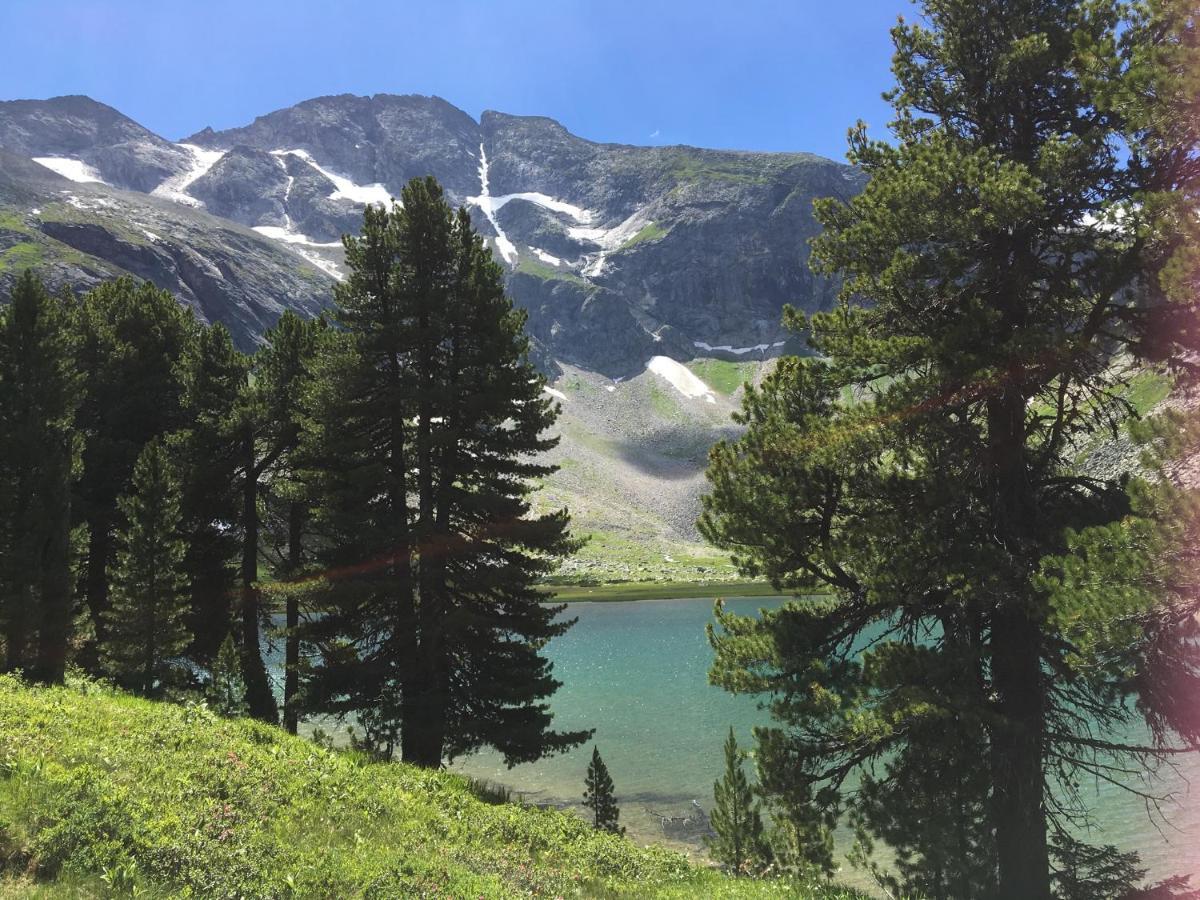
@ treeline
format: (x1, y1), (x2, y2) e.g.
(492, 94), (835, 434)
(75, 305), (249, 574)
(0, 177), (588, 767)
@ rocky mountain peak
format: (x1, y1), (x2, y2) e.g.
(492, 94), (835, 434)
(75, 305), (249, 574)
(1, 92), (863, 375)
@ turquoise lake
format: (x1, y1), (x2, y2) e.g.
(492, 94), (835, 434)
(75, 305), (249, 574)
(278, 595), (1200, 885)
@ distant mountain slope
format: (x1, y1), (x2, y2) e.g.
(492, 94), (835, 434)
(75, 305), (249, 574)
(0, 92), (859, 375)
(0, 150), (333, 350)
(0, 93), (858, 573)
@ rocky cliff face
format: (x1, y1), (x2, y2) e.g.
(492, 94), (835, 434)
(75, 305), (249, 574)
(0, 93), (860, 374)
(0, 150), (332, 350)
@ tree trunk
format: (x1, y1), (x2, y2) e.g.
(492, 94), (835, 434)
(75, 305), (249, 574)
(987, 393), (1050, 900)
(85, 515), (111, 644)
(2, 585), (32, 674)
(283, 500), (302, 735)
(240, 432), (277, 723)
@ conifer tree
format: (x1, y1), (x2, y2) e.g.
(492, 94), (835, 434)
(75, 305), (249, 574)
(176, 323), (245, 670)
(0, 271), (82, 683)
(707, 728), (768, 876)
(300, 178), (588, 765)
(700, 1), (1199, 897)
(238, 310), (328, 729)
(102, 439), (190, 697)
(208, 632), (248, 717)
(582, 746), (622, 834)
(74, 278), (194, 651)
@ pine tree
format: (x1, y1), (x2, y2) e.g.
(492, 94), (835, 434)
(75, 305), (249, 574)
(700, 1), (1199, 897)
(239, 311), (328, 730)
(299, 178), (589, 764)
(0, 271), (82, 683)
(102, 439), (190, 696)
(208, 632), (248, 717)
(707, 728), (768, 876)
(176, 322), (245, 672)
(582, 746), (622, 834)
(74, 278), (195, 654)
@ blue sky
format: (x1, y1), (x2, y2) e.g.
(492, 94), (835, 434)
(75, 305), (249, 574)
(0, 0), (910, 161)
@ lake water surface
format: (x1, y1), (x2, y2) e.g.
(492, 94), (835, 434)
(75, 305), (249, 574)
(447, 596), (1200, 885)
(275, 595), (1199, 885)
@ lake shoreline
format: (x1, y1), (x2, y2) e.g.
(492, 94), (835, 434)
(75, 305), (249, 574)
(537, 579), (785, 602)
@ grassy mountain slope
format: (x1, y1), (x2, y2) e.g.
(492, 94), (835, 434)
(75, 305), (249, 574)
(0, 676), (864, 899)
(536, 360), (775, 585)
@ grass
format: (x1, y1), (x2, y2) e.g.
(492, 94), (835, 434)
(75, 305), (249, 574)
(515, 256), (588, 285)
(0, 243), (44, 273)
(0, 211), (34, 234)
(541, 580), (783, 601)
(686, 359), (759, 395)
(0, 675), (868, 899)
(1123, 369), (1171, 417)
(618, 223), (668, 251)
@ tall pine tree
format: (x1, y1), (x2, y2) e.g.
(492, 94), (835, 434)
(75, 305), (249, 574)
(0, 271), (82, 683)
(701, 1), (1199, 897)
(176, 322), (245, 670)
(236, 311), (328, 726)
(102, 439), (190, 697)
(300, 178), (588, 765)
(74, 278), (194, 653)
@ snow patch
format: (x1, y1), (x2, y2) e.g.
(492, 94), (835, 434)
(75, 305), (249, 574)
(253, 224), (344, 280)
(252, 225), (341, 248)
(647, 356), (717, 404)
(475, 191), (594, 223)
(64, 194), (116, 211)
(33, 157), (107, 184)
(271, 149), (392, 206)
(468, 144), (517, 265)
(570, 211), (649, 277)
(151, 143), (225, 207)
(532, 248), (561, 266)
(543, 386), (568, 402)
(693, 340), (786, 355)
(604, 385), (616, 393)
(142, 229), (161, 243)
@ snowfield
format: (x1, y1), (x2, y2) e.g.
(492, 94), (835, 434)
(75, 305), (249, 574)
(252, 225), (344, 279)
(462, 143), (652, 277)
(270, 149), (392, 206)
(647, 356), (717, 403)
(151, 144), (225, 207)
(543, 386), (568, 402)
(32, 157), (107, 184)
(692, 340), (787, 355)
(468, 144), (518, 265)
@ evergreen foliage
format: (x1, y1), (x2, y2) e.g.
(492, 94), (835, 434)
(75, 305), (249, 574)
(175, 322), (245, 669)
(0, 271), (82, 683)
(102, 439), (190, 696)
(207, 632), (248, 717)
(298, 178), (589, 765)
(74, 277), (195, 653)
(700, 1), (1199, 897)
(582, 745), (623, 834)
(707, 728), (769, 876)
(240, 310), (329, 729)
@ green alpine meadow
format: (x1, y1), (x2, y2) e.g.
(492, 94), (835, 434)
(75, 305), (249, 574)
(0, 0), (1197, 897)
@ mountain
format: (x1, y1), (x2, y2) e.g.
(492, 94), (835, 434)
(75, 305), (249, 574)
(0, 93), (861, 577)
(0, 92), (860, 369)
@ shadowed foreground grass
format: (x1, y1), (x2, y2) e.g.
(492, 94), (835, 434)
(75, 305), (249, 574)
(0, 675), (868, 898)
